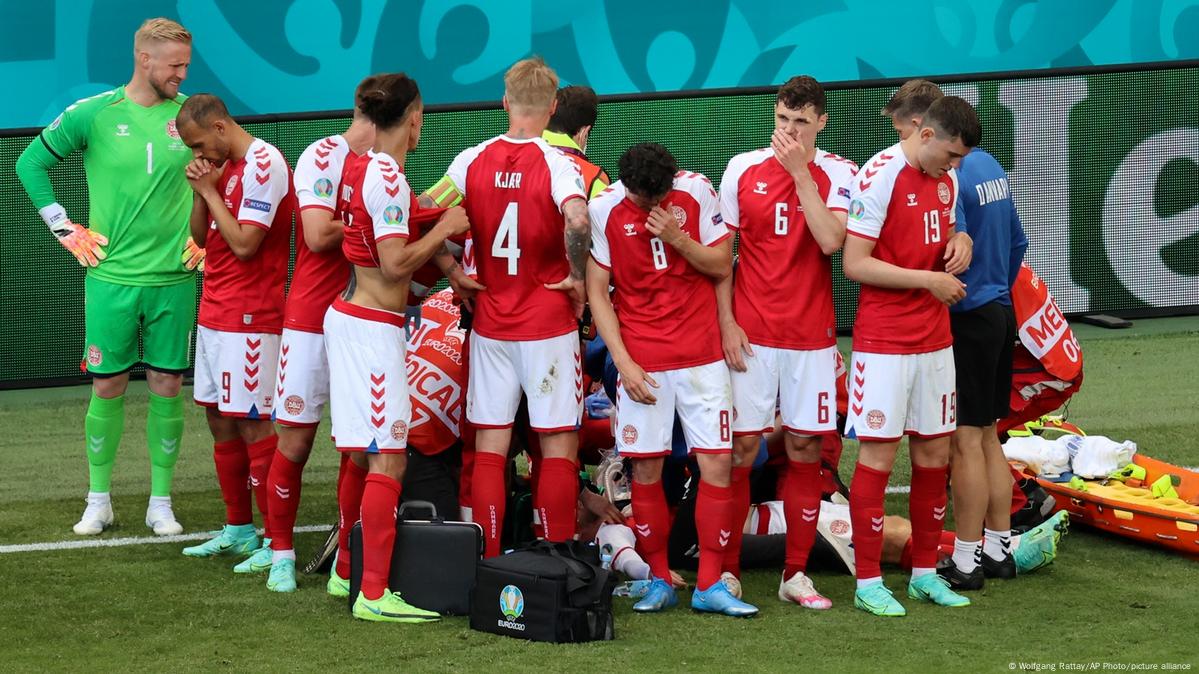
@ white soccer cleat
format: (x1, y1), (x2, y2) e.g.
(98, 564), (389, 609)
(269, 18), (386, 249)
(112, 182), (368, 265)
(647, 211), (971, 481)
(720, 571), (743, 599)
(778, 571), (833, 610)
(73, 493), (114, 535)
(145, 496), (183, 536)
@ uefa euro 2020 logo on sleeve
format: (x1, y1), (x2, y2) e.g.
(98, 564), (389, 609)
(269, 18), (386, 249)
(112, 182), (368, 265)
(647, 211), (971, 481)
(498, 584), (526, 631)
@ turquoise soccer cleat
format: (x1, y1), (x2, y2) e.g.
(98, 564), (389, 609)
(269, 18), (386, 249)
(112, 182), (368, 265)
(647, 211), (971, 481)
(233, 538), (274, 573)
(631, 578), (678, 613)
(267, 558), (297, 593)
(1015, 510), (1070, 574)
(854, 582), (907, 617)
(327, 567), (351, 598)
(908, 573), (971, 607)
(182, 524), (259, 558)
(691, 582), (759, 617)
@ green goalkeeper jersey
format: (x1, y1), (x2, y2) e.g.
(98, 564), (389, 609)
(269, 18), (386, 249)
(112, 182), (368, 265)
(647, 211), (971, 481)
(16, 86), (193, 286)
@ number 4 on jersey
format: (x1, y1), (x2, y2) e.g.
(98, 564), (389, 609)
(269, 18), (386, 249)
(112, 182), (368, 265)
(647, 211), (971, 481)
(493, 202), (521, 275)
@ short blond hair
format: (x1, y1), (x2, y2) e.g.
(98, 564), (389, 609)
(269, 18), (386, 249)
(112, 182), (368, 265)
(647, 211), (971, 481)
(504, 57), (558, 112)
(134, 17), (192, 54)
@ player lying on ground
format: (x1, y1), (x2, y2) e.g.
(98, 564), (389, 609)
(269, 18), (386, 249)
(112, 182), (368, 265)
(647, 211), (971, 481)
(177, 94), (295, 570)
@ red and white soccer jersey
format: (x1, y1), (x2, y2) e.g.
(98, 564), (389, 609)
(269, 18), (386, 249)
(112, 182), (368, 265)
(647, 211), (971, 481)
(194, 138), (294, 417)
(444, 135), (586, 341)
(845, 142), (960, 440)
(274, 136), (363, 426)
(591, 172), (733, 455)
(720, 147), (857, 350)
(288, 134), (356, 334)
(590, 173), (729, 371)
(197, 137), (295, 334)
(325, 150), (414, 453)
(720, 148), (856, 437)
(406, 289), (468, 455)
(847, 142), (958, 355)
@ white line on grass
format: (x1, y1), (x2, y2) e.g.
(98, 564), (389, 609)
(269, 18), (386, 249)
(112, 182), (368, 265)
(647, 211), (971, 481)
(0, 524), (330, 555)
(4, 466), (1195, 554)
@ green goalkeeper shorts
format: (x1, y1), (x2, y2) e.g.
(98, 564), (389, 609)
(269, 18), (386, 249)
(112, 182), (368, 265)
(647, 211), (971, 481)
(83, 275), (197, 376)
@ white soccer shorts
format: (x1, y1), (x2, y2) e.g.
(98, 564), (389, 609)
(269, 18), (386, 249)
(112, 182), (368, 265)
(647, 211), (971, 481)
(466, 331), (582, 432)
(730, 344), (839, 437)
(323, 299), (411, 454)
(614, 359), (733, 457)
(272, 328), (329, 427)
(845, 347), (956, 441)
(193, 326), (280, 420)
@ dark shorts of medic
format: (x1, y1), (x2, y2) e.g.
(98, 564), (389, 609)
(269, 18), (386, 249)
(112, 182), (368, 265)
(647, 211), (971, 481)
(951, 301), (1017, 428)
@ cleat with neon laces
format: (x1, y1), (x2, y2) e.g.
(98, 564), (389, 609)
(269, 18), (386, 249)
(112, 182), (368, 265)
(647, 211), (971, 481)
(352, 590), (440, 623)
(73, 493), (113, 535)
(854, 582), (906, 617)
(182, 524), (259, 557)
(691, 581), (759, 617)
(233, 538), (274, 573)
(1015, 510), (1069, 574)
(632, 578), (678, 613)
(720, 571), (742, 599)
(778, 571), (832, 609)
(267, 558), (297, 593)
(327, 567), (351, 598)
(908, 573), (971, 607)
(145, 497), (183, 536)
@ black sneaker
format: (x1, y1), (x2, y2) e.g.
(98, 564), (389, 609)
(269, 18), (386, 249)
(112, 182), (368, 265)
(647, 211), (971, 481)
(981, 552), (1017, 579)
(936, 559), (984, 591)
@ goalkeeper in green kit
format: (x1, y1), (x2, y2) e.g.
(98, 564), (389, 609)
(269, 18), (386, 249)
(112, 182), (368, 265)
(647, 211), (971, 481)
(15, 18), (201, 536)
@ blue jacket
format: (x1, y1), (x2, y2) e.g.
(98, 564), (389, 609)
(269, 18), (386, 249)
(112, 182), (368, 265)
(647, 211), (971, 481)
(951, 149), (1028, 312)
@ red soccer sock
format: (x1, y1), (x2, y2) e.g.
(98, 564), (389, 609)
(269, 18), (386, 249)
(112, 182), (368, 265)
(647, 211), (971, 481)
(246, 435), (278, 535)
(909, 463), (950, 570)
(849, 462), (890, 580)
(721, 466), (752, 577)
(335, 456), (368, 580)
(537, 457), (578, 543)
(472, 452), (508, 558)
(213, 438), (252, 526)
(360, 473), (402, 601)
(695, 479), (734, 591)
(630, 479), (672, 581)
(783, 459), (822, 578)
(938, 529), (957, 558)
(267, 450), (305, 552)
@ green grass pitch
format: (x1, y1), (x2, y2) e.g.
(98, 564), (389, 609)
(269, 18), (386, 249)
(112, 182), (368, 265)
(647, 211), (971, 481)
(1, 319), (1197, 672)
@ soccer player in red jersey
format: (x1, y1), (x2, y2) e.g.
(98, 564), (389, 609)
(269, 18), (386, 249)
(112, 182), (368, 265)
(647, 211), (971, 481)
(175, 94), (295, 569)
(716, 76), (857, 608)
(587, 142), (756, 617)
(842, 96), (979, 616)
(426, 58), (590, 557)
(261, 76), (380, 593)
(323, 73), (469, 623)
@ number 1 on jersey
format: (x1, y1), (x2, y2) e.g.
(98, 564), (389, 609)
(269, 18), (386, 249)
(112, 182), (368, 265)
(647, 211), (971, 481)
(146, 142), (153, 174)
(493, 202), (521, 275)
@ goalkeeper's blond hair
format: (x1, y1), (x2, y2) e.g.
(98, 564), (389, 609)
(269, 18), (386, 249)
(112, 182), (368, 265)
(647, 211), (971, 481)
(134, 18), (192, 55)
(504, 57), (558, 114)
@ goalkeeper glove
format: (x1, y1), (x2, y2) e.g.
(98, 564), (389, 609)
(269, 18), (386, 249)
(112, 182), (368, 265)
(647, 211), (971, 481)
(182, 237), (206, 272)
(41, 203), (107, 267)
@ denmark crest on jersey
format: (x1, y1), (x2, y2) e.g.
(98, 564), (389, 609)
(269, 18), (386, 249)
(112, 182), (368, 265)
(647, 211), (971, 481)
(670, 205), (687, 226)
(938, 182), (951, 205)
(166, 119), (180, 139)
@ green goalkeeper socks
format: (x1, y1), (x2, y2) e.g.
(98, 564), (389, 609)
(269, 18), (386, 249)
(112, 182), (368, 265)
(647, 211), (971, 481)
(85, 392), (125, 493)
(147, 391), (185, 497)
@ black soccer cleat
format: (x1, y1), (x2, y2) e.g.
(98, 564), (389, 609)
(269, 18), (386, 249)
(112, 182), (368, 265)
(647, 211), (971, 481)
(980, 551), (1017, 580)
(936, 559), (985, 591)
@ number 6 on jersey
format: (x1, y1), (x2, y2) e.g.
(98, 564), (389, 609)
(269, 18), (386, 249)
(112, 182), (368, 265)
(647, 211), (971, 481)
(493, 202), (521, 275)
